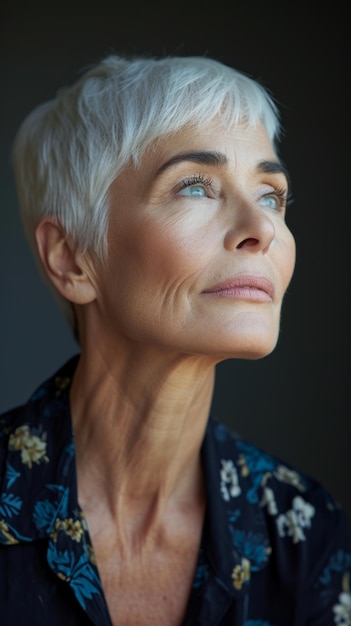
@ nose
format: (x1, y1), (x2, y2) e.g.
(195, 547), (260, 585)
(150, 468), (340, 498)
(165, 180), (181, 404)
(223, 198), (276, 254)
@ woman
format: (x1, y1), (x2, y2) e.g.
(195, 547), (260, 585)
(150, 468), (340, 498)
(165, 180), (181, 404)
(1, 54), (350, 626)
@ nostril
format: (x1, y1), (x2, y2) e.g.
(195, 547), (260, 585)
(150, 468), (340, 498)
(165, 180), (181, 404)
(237, 238), (259, 249)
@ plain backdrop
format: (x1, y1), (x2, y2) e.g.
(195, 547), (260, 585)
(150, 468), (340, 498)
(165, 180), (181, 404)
(1, 1), (350, 518)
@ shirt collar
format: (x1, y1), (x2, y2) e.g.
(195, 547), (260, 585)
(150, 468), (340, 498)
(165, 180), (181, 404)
(0, 355), (80, 543)
(0, 356), (272, 588)
(200, 416), (271, 597)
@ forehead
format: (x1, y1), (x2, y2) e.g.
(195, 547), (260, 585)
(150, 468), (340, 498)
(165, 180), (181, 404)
(143, 118), (277, 172)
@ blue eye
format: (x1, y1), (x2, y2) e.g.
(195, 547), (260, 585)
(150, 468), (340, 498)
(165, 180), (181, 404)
(177, 174), (214, 199)
(258, 195), (279, 209)
(258, 188), (287, 211)
(178, 185), (207, 197)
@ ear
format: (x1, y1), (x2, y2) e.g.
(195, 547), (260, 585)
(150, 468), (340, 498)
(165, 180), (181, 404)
(35, 217), (97, 304)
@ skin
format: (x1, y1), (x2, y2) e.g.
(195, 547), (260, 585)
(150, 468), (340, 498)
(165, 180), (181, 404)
(35, 118), (296, 625)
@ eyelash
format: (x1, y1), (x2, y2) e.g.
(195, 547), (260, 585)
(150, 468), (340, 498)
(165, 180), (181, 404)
(275, 187), (294, 210)
(177, 174), (294, 208)
(263, 186), (292, 209)
(178, 174), (215, 193)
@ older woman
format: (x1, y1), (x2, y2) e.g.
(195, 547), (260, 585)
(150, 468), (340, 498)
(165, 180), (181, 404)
(1, 54), (350, 626)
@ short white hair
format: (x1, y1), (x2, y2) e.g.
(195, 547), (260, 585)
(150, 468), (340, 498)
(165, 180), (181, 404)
(12, 53), (281, 333)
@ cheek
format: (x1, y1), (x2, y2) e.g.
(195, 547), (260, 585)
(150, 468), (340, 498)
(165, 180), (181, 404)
(131, 214), (220, 280)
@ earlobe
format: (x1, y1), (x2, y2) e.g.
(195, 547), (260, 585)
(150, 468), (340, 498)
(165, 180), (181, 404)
(35, 218), (97, 304)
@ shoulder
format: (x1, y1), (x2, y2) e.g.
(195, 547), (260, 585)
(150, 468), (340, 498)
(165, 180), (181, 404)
(0, 356), (81, 544)
(208, 415), (351, 570)
(208, 415), (345, 513)
(0, 354), (80, 477)
(207, 416), (351, 620)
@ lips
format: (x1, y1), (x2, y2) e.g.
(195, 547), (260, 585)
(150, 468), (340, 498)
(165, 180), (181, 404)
(202, 274), (274, 301)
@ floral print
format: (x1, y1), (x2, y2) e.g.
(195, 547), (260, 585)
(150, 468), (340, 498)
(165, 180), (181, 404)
(333, 573), (351, 624)
(47, 541), (102, 609)
(260, 487), (278, 515)
(274, 465), (306, 491)
(0, 354), (350, 625)
(232, 556), (251, 590)
(51, 517), (85, 543)
(8, 424), (48, 468)
(276, 496), (315, 543)
(220, 458), (241, 500)
(333, 591), (351, 625)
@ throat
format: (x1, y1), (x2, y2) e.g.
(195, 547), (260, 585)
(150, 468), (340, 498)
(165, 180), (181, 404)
(75, 399), (209, 524)
(82, 489), (206, 626)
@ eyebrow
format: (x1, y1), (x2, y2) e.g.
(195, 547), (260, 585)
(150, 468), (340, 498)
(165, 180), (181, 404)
(256, 160), (291, 188)
(156, 151), (228, 176)
(155, 150), (290, 188)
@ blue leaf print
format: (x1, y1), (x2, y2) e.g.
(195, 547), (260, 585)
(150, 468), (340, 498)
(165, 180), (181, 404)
(229, 527), (270, 569)
(317, 549), (351, 586)
(214, 422), (230, 442)
(0, 519), (31, 544)
(70, 553), (103, 609)
(192, 547), (209, 589)
(236, 441), (277, 503)
(32, 484), (70, 532)
(227, 509), (241, 524)
(47, 543), (101, 610)
(65, 442), (75, 457)
(5, 463), (21, 489)
(193, 563), (208, 589)
(46, 484), (70, 520)
(33, 499), (58, 532)
(47, 544), (76, 578)
(237, 441), (277, 474)
(46, 484), (66, 493)
(0, 493), (22, 518)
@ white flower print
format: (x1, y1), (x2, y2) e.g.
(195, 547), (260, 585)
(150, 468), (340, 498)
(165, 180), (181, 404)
(333, 574), (351, 625)
(261, 487), (278, 515)
(9, 425), (49, 469)
(220, 459), (241, 501)
(274, 465), (306, 491)
(276, 496), (315, 543)
(333, 591), (351, 624)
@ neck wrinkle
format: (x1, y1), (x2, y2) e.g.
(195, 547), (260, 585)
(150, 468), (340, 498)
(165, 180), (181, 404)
(70, 347), (215, 523)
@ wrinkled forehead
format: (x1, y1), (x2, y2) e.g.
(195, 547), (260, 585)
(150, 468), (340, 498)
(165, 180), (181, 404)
(134, 115), (268, 167)
(140, 117), (277, 170)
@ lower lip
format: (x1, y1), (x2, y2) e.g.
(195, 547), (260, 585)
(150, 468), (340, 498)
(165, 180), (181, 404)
(203, 287), (272, 302)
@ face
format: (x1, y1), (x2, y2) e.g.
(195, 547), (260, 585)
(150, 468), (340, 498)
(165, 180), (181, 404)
(89, 119), (296, 361)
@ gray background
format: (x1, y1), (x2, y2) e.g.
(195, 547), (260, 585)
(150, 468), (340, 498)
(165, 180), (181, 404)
(1, 2), (350, 518)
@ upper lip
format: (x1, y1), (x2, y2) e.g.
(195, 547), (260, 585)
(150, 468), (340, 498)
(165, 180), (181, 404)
(202, 274), (275, 298)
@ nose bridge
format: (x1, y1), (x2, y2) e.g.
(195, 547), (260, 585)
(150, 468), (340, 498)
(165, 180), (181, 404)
(223, 193), (276, 253)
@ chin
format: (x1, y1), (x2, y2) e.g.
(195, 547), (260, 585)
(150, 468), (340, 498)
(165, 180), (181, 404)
(237, 343), (277, 360)
(222, 309), (280, 347)
(214, 343), (278, 362)
(211, 326), (280, 361)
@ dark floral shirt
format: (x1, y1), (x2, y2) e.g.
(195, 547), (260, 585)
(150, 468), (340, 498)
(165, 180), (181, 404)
(0, 355), (350, 625)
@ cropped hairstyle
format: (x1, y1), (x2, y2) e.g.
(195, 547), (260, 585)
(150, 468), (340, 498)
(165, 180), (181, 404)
(12, 53), (281, 334)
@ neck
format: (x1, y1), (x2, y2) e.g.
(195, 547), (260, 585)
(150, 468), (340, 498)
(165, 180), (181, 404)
(70, 344), (215, 522)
